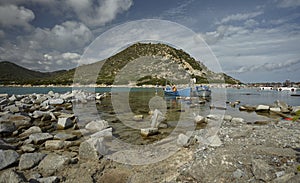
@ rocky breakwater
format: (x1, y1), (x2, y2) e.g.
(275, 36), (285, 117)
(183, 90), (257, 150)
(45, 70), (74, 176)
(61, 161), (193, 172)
(0, 90), (109, 182)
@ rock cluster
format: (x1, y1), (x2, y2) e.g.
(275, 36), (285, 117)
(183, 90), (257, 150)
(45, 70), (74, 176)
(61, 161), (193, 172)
(0, 90), (109, 182)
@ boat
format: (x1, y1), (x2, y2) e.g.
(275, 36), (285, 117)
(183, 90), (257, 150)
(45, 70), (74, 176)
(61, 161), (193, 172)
(164, 85), (191, 97)
(164, 85), (211, 97)
(276, 87), (298, 92)
(194, 85), (211, 97)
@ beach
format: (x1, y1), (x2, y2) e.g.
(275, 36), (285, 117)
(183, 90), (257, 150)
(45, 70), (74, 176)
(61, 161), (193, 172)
(0, 87), (299, 182)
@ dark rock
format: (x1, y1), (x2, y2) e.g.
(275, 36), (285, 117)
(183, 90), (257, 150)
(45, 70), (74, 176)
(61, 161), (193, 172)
(19, 152), (46, 170)
(0, 121), (16, 134)
(0, 139), (16, 150)
(0, 150), (19, 170)
(57, 117), (73, 130)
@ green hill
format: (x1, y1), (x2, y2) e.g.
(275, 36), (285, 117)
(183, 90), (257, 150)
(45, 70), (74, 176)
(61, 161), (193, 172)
(0, 43), (240, 85)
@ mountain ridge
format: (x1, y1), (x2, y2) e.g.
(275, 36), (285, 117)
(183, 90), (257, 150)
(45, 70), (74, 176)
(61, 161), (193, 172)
(0, 43), (240, 85)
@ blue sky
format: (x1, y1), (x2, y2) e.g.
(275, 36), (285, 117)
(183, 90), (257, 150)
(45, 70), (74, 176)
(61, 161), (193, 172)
(0, 0), (299, 83)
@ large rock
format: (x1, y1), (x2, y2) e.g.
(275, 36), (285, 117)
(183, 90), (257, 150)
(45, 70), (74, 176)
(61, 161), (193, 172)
(85, 120), (109, 132)
(29, 133), (53, 144)
(0, 169), (27, 183)
(49, 98), (64, 105)
(79, 137), (105, 160)
(252, 159), (273, 181)
(57, 117), (73, 130)
(4, 105), (19, 113)
(8, 114), (31, 128)
(8, 95), (17, 102)
(255, 105), (270, 112)
(19, 126), (42, 138)
(38, 154), (69, 176)
(19, 152), (46, 170)
(45, 140), (65, 150)
(150, 109), (163, 128)
(0, 150), (19, 170)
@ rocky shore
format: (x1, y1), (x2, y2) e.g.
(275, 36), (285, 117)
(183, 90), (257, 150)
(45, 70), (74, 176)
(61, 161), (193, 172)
(0, 90), (299, 182)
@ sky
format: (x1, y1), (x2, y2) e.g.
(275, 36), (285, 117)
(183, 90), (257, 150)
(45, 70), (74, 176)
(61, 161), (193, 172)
(0, 0), (300, 83)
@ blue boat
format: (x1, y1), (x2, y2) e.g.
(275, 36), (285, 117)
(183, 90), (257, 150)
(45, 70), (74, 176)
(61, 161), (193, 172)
(164, 85), (191, 97)
(164, 85), (211, 97)
(195, 85), (211, 97)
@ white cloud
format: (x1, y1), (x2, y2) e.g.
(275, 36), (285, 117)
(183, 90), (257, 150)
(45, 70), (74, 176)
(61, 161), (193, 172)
(218, 11), (263, 24)
(276, 0), (300, 8)
(28, 21), (93, 52)
(0, 4), (34, 30)
(66, 0), (133, 27)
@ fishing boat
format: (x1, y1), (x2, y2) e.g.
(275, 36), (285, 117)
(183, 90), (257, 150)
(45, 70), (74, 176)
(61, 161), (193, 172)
(164, 85), (191, 97)
(195, 85), (211, 97)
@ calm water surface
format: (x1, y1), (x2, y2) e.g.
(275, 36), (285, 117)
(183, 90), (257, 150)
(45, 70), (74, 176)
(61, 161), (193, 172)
(1, 86), (299, 144)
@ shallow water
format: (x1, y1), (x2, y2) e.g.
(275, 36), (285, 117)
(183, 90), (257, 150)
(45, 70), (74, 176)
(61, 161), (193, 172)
(1, 86), (299, 144)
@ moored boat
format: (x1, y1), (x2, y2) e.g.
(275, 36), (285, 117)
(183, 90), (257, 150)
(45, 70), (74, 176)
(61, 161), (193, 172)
(195, 85), (211, 97)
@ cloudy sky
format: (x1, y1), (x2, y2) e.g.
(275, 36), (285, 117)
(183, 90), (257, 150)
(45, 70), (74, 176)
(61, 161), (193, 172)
(0, 0), (299, 83)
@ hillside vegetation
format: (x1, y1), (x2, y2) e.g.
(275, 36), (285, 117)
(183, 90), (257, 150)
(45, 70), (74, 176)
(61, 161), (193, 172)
(0, 43), (240, 85)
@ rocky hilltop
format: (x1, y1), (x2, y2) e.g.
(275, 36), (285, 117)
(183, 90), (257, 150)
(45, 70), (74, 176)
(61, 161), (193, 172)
(0, 43), (240, 85)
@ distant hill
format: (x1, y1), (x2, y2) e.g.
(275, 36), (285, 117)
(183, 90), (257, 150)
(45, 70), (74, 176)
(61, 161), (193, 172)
(0, 43), (240, 85)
